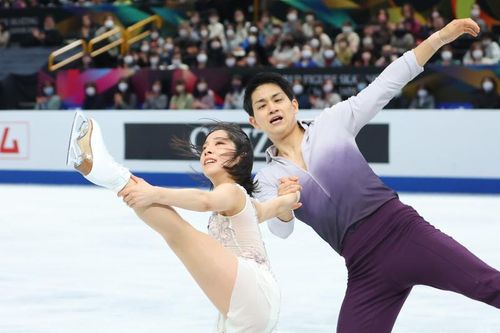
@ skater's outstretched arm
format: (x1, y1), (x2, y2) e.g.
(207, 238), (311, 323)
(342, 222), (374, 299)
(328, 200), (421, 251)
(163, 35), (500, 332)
(413, 18), (479, 66)
(320, 18), (480, 136)
(119, 176), (245, 215)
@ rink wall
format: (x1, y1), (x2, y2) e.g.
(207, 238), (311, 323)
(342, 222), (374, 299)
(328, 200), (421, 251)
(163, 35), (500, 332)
(1, 110), (499, 193)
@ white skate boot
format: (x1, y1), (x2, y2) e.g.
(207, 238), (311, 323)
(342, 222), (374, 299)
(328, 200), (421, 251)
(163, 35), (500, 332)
(66, 112), (131, 193)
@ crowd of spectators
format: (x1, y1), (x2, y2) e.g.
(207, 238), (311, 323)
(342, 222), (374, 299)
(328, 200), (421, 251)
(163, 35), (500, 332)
(1, 0), (498, 109)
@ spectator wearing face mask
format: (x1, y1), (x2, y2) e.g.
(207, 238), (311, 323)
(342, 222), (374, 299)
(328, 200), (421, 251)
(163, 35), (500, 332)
(463, 42), (494, 65)
(0, 22), (10, 48)
(390, 22), (415, 55)
(319, 47), (342, 67)
(293, 45), (319, 68)
(94, 15), (121, 67)
(83, 82), (105, 110)
(233, 9), (250, 46)
(195, 51), (209, 69)
(245, 50), (261, 67)
(481, 32), (500, 64)
(314, 79), (342, 109)
(335, 21), (360, 54)
(167, 51), (189, 70)
(269, 38), (300, 68)
(313, 22), (332, 48)
(243, 26), (268, 66)
(192, 78), (215, 109)
(302, 12), (316, 39)
(207, 9), (226, 49)
(473, 76), (499, 109)
(169, 79), (194, 110)
(334, 37), (354, 66)
(470, 3), (487, 33)
(224, 75), (244, 109)
(291, 78), (311, 109)
(436, 45), (460, 65)
(112, 78), (137, 109)
(143, 80), (168, 110)
(207, 38), (226, 67)
(409, 84), (435, 109)
(35, 81), (61, 110)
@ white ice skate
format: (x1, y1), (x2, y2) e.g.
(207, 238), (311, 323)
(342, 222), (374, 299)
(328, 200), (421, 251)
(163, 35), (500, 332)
(66, 112), (131, 192)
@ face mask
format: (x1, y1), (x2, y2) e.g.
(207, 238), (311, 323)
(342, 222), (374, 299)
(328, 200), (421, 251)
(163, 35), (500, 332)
(248, 35), (257, 45)
(323, 84), (333, 93)
(118, 82), (128, 92)
(357, 83), (367, 91)
(43, 86), (54, 96)
(441, 50), (452, 61)
(105, 19), (114, 29)
(472, 49), (483, 59)
(164, 43), (173, 51)
(225, 57), (236, 67)
(151, 31), (159, 40)
(211, 41), (221, 49)
(200, 30), (208, 38)
(417, 89), (428, 98)
(246, 56), (256, 66)
(197, 53), (208, 63)
(86, 87), (96, 96)
(483, 81), (494, 92)
(124, 55), (134, 64)
(152, 85), (161, 93)
(287, 13), (297, 21)
(209, 17), (218, 24)
(172, 58), (181, 66)
(324, 49), (335, 59)
(197, 83), (207, 91)
(306, 15), (314, 23)
(342, 26), (352, 33)
(310, 38), (320, 48)
(361, 52), (371, 61)
(362, 37), (373, 48)
(141, 44), (149, 53)
(302, 49), (312, 59)
(471, 8), (480, 18)
(432, 11), (439, 19)
(179, 29), (188, 37)
(150, 56), (159, 65)
(226, 29), (235, 38)
(176, 85), (185, 93)
(272, 27), (281, 35)
(293, 84), (303, 95)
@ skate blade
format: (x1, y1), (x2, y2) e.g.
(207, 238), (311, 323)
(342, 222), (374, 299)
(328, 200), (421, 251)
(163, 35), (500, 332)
(66, 112), (93, 176)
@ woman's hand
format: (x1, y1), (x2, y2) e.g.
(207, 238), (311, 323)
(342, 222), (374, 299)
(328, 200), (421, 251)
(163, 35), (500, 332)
(118, 175), (159, 208)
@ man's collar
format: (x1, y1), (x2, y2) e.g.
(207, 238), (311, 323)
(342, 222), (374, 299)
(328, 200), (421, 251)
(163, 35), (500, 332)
(263, 119), (312, 163)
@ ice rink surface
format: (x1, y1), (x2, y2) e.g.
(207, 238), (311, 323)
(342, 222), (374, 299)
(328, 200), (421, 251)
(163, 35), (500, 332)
(1, 184), (499, 332)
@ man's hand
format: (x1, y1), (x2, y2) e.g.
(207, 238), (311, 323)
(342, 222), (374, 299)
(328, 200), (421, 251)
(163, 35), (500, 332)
(439, 18), (480, 45)
(278, 176), (302, 197)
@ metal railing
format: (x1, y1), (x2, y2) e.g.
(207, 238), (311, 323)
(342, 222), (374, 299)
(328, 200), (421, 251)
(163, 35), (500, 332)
(123, 15), (162, 53)
(48, 39), (87, 71)
(87, 26), (124, 58)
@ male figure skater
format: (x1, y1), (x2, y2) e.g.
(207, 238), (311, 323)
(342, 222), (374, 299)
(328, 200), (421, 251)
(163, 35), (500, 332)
(244, 18), (499, 332)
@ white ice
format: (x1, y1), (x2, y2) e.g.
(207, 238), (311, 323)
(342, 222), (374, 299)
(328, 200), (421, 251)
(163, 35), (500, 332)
(1, 185), (499, 333)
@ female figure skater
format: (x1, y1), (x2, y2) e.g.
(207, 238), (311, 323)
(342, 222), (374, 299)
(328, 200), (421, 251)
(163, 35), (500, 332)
(66, 113), (301, 332)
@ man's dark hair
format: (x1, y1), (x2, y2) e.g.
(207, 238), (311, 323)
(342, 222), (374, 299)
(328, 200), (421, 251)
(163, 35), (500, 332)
(172, 121), (258, 195)
(243, 72), (294, 116)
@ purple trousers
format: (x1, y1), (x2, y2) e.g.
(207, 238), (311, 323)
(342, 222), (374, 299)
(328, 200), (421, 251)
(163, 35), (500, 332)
(338, 198), (500, 333)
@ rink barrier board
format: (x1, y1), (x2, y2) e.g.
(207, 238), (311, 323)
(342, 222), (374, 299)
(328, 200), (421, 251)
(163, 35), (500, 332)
(1, 110), (500, 194)
(1, 170), (500, 194)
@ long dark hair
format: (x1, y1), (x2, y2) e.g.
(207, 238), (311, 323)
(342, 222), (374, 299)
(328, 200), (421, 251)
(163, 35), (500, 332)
(172, 121), (258, 195)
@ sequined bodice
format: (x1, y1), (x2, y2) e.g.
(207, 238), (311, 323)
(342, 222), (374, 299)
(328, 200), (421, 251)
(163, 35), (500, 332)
(207, 186), (270, 269)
